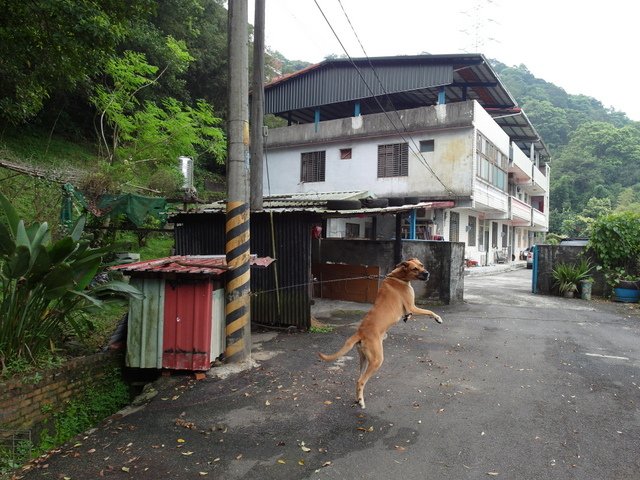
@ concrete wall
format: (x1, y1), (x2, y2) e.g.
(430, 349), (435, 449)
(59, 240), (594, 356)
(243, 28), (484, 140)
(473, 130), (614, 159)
(535, 245), (606, 296)
(264, 102), (476, 199)
(312, 239), (465, 304)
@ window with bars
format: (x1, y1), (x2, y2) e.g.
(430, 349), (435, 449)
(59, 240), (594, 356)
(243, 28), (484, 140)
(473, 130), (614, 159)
(377, 143), (408, 178)
(340, 148), (352, 159)
(300, 151), (326, 183)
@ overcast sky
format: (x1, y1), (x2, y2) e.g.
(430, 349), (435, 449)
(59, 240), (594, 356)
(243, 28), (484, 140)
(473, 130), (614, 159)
(250, 0), (639, 121)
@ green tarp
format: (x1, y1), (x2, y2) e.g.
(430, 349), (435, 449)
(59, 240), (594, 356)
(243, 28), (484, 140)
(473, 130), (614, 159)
(98, 194), (167, 227)
(61, 184), (167, 227)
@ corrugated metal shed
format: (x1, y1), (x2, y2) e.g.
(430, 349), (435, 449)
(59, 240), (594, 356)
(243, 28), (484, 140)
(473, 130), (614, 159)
(263, 53), (549, 161)
(114, 256), (274, 370)
(172, 211), (319, 329)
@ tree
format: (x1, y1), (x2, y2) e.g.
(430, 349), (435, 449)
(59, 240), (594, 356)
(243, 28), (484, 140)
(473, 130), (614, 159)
(549, 121), (640, 227)
(520, 99), (570, 150)
(0, 0), (155, 125)
(615, 188), (640, 213)
(90, 47), (226, 190)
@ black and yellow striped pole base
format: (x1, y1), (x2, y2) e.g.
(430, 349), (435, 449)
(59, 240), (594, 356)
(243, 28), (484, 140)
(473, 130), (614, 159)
(225, 200), (251, 362)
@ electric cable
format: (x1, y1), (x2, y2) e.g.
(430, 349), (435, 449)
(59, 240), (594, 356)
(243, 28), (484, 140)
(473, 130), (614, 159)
(314, 0), (455, 196)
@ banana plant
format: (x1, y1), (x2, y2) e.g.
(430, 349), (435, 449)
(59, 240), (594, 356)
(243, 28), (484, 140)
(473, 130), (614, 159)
(0, 193), (142, 369)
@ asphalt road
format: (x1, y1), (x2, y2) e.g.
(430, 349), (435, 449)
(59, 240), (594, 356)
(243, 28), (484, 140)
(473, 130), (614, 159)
(15, 269), (640, 479)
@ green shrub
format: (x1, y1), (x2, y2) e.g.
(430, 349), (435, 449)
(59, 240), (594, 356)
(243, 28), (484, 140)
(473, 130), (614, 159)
(589, 211), (640, 286)
(0, 193), (142, 370)
(552, 259), (593, 295)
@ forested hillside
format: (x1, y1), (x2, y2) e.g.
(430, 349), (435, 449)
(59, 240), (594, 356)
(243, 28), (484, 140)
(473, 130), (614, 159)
(1, 1), (638, 237)
(492, 61), (640, 236)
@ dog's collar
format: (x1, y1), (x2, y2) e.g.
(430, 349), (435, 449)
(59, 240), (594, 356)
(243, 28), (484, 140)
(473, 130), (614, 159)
(385, 275), (409, 283)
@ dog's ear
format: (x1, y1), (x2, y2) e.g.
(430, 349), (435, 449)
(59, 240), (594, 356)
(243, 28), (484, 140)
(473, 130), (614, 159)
(395, 261), (409, 269)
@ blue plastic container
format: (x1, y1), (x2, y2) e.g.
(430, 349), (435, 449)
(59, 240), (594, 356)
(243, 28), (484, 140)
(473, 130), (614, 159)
(613, 287), (640, 303)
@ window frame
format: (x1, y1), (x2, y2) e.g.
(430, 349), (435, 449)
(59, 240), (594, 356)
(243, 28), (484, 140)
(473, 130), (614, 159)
(468, 215), (477, 247)
(300, 150), (326, 183)
(377, 142), (409, 178)
(419, 139), (434, 153)
(476, 132), (507, 192)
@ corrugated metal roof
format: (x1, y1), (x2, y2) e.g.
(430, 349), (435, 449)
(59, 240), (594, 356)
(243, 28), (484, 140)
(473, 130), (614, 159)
(111, 255), (274, 276)
(194, 199), (455, 215)
(262, 53), (549, 160)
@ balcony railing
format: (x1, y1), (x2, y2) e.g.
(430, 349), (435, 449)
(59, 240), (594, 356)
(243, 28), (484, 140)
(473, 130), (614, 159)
(510, 196), (532, 225)
(532, 208), (548, 229)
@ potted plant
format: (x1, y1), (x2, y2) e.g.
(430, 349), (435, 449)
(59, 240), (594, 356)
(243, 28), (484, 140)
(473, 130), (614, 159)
(552, 260), (593, 298)
(605, 267), (640, 302)
(589, 212), (640, 302)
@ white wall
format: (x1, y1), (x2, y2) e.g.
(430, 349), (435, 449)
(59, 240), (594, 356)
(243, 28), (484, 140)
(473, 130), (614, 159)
(473, 103), (510, 154)
(326, 217), (368, 238)
(264, 122), (475, 198)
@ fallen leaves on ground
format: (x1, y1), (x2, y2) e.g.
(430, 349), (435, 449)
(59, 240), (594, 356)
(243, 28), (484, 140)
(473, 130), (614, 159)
(175, 418), (196, 429)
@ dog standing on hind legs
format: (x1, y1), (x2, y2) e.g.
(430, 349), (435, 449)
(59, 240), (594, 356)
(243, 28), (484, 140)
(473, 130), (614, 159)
(318, 258), (443, 409)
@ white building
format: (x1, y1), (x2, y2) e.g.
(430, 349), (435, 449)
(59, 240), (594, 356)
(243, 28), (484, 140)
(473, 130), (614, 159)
(260, 54), (550, 265)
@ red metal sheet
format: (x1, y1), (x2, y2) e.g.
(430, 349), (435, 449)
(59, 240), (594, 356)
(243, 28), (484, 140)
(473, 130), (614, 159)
(111, 255), (274, 276)
(162, 281), (213, 371)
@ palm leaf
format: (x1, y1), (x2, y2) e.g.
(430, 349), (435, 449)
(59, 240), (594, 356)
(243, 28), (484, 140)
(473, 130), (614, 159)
(0, 192), (20, 237)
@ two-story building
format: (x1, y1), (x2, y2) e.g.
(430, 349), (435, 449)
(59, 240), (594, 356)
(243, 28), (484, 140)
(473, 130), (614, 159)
(260, 54), (550, 265)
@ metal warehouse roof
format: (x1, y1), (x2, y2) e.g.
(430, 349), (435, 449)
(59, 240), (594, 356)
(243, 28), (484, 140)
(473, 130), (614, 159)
(264, 53), (549, 160)
(110, 255), (274, 276)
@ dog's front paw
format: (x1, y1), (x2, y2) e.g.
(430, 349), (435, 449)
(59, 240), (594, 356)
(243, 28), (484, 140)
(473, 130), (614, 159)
(433, 314), (443, 324)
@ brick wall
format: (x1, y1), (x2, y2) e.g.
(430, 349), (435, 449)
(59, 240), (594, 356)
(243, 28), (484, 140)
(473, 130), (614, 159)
(0, 352), (124, 439)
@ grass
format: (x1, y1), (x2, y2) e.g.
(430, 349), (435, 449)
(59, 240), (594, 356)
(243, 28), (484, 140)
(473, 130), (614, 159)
(0, 368), (130, 476)
(0, 128), (98, 168)
(309, 325), (334, 333)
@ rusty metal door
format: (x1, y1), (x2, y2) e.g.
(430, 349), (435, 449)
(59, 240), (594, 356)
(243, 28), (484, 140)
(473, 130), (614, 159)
(162, 281), (213, 371)
(312, 263), (379, 303)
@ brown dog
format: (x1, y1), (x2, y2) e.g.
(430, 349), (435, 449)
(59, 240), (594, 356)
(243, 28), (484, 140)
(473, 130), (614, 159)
(318, 258), (443, 408)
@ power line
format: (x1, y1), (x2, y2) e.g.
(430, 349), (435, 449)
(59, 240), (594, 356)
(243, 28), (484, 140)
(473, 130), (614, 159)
(337, 0), (454, 196)
(314, 0), (455, 196)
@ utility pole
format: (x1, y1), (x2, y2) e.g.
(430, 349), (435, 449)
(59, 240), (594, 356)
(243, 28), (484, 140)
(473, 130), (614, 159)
(250, 0), (265, 211)
(225, 0), (251, 363)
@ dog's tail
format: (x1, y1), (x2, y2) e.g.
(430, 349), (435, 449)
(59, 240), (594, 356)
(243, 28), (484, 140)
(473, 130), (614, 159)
(318, 333), (361, 362)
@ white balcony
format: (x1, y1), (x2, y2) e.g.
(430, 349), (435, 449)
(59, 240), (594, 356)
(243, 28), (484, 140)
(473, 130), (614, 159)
(532, 208), (548, 231)
(473, 180), (509, 217)
(509, 145), (532, 183)
(510, 196), (532, 226)
(531, 164), (549, 194)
